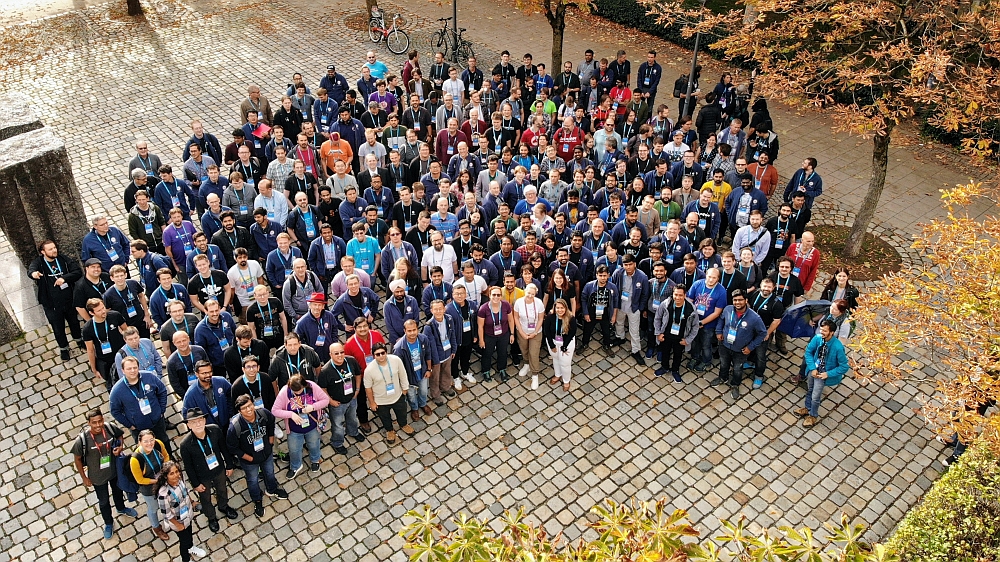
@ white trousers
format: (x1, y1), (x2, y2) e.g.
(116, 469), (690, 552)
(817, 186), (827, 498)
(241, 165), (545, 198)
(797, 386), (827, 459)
(549, 339), (576, 383)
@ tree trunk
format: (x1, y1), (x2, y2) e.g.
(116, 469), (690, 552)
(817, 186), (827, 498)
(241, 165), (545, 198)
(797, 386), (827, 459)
(844, 127), (893, 257)
(548, 7), (565, 72)
(127, 0), (143, 16)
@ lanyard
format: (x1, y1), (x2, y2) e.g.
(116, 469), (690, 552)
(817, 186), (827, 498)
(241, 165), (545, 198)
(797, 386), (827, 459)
(208, 319), (227, 340)
(451, 301), (467, 319)
(196, 436), (214, 457)
(140, 449), (162, 474)
(44, 258), (62, 275)
(332, 361), (353, 383)
(720, 271), (735, 289)
(179, 352), (194, 374)
(93, 427), (111, 456)
(287, 353), (302, 374)
(257, 302), (273, 324)
(115, 285), (134, 306)
(776, 274), (789, 296)
(125, 343), (151, 366)
(138, 155), (153, 171)
(752, 292), (770, 312)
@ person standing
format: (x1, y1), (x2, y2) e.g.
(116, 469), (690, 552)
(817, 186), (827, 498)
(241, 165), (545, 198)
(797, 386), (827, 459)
(272, 373), (330, 479)
(795, 319), (849, 428)
(394, 319), (433, 421)
(29, 239), (84, 359)
(445, 285), (478, 389)
(182, 360), (234, 434)
(71, 408), (138, 539)
(710, 290), (767, 399)
(178, 408), (237, 534)
(424, 300), (458, 404)
(226, 395), (288, 517)
(129, 429), (171, 540)
(477, 286), (515, 382)
(580, 265), (620, 354)
(611, 255), (649, 365)
(364, 342), (413, 443)
(81, 298), (127, 390)
(653, 285), (700, 383)
(542, 298), (577, 391)
(110, 356), (171, 454)
(317, 342), (366, 455)
(747, 277), (785, 389)
(513, 283), (545, 388)
(155, 461), (207, 561)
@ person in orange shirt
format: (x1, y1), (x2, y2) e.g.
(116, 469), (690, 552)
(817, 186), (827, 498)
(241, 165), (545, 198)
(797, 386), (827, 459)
(320, 132), (353, 176)
(746, 152), (779, 196)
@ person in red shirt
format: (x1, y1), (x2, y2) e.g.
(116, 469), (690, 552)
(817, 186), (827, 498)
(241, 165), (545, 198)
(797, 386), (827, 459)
(552, 116), (584, 162)
(608, 78), (632, 118)
(746, 152), (779, 196)
(785, 231), (821, 292)
(434, 118), (468, 164)
(343, 317), (386, 432)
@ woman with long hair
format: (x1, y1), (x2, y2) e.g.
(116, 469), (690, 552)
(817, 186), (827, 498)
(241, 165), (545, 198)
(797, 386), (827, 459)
(820, 267), (860, 312)
(130, 429), (170, 541)
(542, 298), (578, 391)
(543, 267), (576, 315)
(389, 257), (423, 298)
(155, 461), (206, 560)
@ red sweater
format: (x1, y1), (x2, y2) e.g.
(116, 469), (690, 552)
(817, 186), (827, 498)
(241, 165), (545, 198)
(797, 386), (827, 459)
(785, 243), (821, 292)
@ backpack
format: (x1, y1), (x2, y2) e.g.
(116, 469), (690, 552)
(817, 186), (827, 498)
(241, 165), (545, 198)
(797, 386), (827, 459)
(119, 448), (141, 488)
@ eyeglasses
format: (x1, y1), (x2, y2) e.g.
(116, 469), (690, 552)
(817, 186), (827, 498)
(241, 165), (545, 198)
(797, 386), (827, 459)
(374, 351), (386, 357)
(390, 232), (401, 237)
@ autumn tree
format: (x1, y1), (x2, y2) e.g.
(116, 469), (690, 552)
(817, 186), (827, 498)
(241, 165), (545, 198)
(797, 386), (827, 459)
(515, 0), (593, 71)
(850, 181), (1000, 454)
(641, 0), (1000, 257)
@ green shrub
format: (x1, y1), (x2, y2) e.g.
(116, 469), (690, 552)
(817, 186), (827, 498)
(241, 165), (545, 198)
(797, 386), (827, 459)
(886, 441), (1000, 562)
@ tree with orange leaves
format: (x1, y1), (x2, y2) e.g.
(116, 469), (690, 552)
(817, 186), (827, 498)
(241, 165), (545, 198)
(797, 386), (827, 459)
(640, 0), (1000, 257)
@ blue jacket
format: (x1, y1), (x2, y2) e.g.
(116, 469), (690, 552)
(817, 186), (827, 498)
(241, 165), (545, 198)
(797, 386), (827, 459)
(610, 269), (649, 314)
(135, 252), (172, 293)
(307, 235), (348, 277)
(724, 187), (769, 228)
(380, 241), (419, 281)
(383, 295), (421, 344)
(636, 61), (662, 94)
(294, 310), (338, 363)
(364, 186), (396, 215)
(285, 205), (322, 248)
(251, 220), (281, 258)
(193, 312), (237, 366)
(182, 376), (234, 428)
(421, 282), (453, 319)
(670, 266), (705, 287)
(804, 335), (849, 386)
(184, 245), (226, 279)
(264, 247), (302, 288)
(81, 227), (131, 271)
(319, 73), (350, 105)
(682, 200), (722, 240)
(148, 283), (192, 327)
(423, 313), (459, 363)
(490, 251), (523, 278)
(715, 305), (767, 352)
(783, 169), (823, 209)
(153, 179), (198, 217)
(331, 287), (380, 331)
(329, 118), (366, 154)
(610, 219), (648, 246)
(393, 333), (433, 385)
(339, 197), (368, 239)
(580, 280), (619, 318)
(642, 169), (673, 194)
(313, 98), (340, 132)
(109, 371), (168, 430)
(114, 339), (164, 380)
(199, 207), (228, 240)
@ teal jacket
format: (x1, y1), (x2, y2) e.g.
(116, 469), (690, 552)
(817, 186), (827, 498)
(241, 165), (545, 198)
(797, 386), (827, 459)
(804, 334), (849, 386)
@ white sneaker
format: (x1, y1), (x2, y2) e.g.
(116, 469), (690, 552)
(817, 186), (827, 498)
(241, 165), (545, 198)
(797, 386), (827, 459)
(519, 364), (530, 377)
(531, 374), (539, 390)
(189, 545), (207, 559)
(463, 372), (476, 384)
(275, 427), (284, 439)
(454, 377), (463, 391)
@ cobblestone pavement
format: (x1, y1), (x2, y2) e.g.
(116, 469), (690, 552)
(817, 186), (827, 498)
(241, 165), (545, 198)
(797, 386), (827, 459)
(0, 0), (960, 560)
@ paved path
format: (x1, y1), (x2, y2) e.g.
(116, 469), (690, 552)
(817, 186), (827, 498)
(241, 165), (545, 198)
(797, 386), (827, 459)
(0, 0), (958, 560)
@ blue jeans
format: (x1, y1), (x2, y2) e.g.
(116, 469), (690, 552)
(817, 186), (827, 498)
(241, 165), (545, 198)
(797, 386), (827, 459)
(287, 428), (321, 470)
(328, 399), (360, 447)
(752, 338), (769, 380)
(141, 493), (159, 528)
(240, 456), (278, 502)
(718, 345), (747, 385)
(691, 325), (714, 366)
(407, 375), (429, 410)
(805, 373), (826, 417)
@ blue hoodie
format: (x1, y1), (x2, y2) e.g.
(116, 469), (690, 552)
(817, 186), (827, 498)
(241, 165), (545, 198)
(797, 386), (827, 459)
(109, 370), (168, 430)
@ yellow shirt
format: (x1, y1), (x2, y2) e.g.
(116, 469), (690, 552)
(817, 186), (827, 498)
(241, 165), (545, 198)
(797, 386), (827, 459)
(701, 181), (732, 207)
(502, 287), (524, 308)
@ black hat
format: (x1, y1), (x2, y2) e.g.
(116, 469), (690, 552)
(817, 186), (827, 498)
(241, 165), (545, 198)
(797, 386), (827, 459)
(84, 258), (103, 267)
(185, 407), (207, 421)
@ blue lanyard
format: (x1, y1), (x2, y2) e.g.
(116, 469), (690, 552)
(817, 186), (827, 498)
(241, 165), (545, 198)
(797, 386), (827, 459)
(720, 271), (734, 289)
(287, 353), (302, 374)
(140, 449), (162, 473)
(115, 285), (134, 306)
(242, 375), (263, 399)
(200, 274), (216, 292)
(125, 344), (151, 366)
(196, 436), (213, 457)
(171, 318), (190, 335)
(98, 232), (115, 251)
(208, 320), (226, 340)
(257, 302), (272, 322)
(44, 258), (62, 275)
(158, 285), (175, 301)
(179, 352), (194, 374)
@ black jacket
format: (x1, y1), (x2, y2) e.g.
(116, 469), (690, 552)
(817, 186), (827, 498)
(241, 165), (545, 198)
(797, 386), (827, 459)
(542, 314), (577, 352)
(28, 253), (83, 308)
(226, 408), (275, 465)
(695, 103), (723, 140)
(223, 339), (272, 382)
(179, 424), (234, 489)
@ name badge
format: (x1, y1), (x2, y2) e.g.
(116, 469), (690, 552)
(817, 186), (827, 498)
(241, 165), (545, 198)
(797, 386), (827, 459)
(253, 397), (264, 408)
(306, 226), (316, 238)
(447, 146), (455, 155)
(621, 291), (630, 301)
(343, 379), (354, 394)
(698, 218), (707, 230)
(321, 116), (328, 124)
(595, 304), (605, 319)
(414, 123), (421, 131)
(386, 382), (396, 395)
(171, 196), (180, 207)
(108, 248), (120, 261)
(493, 324), (503, 336)
(463, 319), (471, 332)
(253, 436), (264, 451)
(60, 282), (69, 290)
(554, 334), (563, 344)
(562, 143), (569, 153)
(240, 205), (249, 214)
(187, 372), (197, 385)
(365, 354), (374, 365)
(97, 453), (112, 469)
(361, 259), (371, 270)
(792, 266), (802, 277)
(205, 453), (219, 470)
(652, 299), (661, 308)
(696, 303), (707, 316)
(775, 238), (784, 249)
(404, 221), (411, 230)
(306, 165), (314, 174)
(145, 223), (154, 234)
(726, 326), (738, 344)
(670, 322), (681, 336)
(219, 337), (230, 350)
(210, 405), (219, 418)
(377, 206), (384, 218)
(442, 338), (451, 352)
(362, 306), (371, 317)
(138, 397), (152, 415)
(126, 305), (137, 317)
(263, 325), (274, 337)
(183, 241), (193, 252)
(299, 414), (310, 428)
(326, 258), (336, 269)
(179, 504), (190, 519)
(315, 333), (326, 347)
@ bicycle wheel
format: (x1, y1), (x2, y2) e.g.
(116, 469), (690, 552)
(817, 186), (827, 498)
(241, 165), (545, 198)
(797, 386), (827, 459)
(386, 28), (409, 55)
(429, 30), (451, 56)
(456, 41), (475, 68)
(369, 20), (381, 43)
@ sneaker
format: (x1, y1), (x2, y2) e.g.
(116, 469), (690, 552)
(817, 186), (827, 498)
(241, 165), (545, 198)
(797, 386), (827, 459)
(118, 507), (138, 518)
(482, 371), (492, 382)
(645, 348), (655, 359)
(60, 348), (71, 361)
(671, 372), (683, 384)
(654, 368), (667, 377)
(189, 545), (207, 559)
(334, 446), (349, 455)
(752, 377), (764, 389)
(103, 524), (113, 540)
(208, 519), (220, 533)
(709, 377), (725, 387)
(793, 407), (809, 417)
(254, 501), (265, 517)
(286, 465), (303, 480)
(692, 362), (708, 372)
(730, 386), (740, 399)
(531, 374), (539, 390)
(519, 364), (530, 377)
(386, 430), (397, 443)
(433, 396), (446, 406)
(75, 338), (86, 350)
(742, 361), (755, 370)
(454, 377), (463, 391)
(401, 424), (415, 435)
(275, 427), (284, 439)
(444, 389), (456, 398)
(632, 352), (646, 365)
(803, 415), (817, 428)
(350, 432), (366, 443)
(310, 462), (320, 473)
(224, 507), (239, 520)
(499, 371), (510, 382)
(942, 455), (956, 467)
(274, 488), (288, 499)
(463, 372), (476, 384)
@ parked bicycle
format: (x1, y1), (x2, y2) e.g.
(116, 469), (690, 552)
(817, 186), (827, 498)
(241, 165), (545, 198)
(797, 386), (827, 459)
(429, 17), (475, 68)
(369, 7), (409, 55)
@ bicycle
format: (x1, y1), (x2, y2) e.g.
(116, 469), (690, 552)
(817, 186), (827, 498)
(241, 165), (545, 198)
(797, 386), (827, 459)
(429, 17), (475, 68)
(369, 8), (409, 55)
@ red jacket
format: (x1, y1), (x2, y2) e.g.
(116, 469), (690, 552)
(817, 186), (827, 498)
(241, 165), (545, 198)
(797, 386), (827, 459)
(434, 129), (469, 165)
(785, 243), (820, 292)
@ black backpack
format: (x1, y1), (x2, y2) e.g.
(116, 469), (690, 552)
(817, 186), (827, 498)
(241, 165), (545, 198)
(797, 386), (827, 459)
(119, 448), (141, 487)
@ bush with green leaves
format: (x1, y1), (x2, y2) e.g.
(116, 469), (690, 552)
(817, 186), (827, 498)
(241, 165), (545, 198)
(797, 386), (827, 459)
(400, 499), (900, 561)
(886, 440), (1000, 562)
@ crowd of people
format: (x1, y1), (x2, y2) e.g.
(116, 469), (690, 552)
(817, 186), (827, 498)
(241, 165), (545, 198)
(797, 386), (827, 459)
(54, 45), (865, 560)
